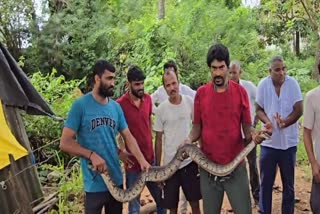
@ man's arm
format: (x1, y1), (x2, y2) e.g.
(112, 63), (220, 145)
(155, 131), (163, 166)
(276, 79), (303, 128)
(303, 128), (317, 165)
(120, 128), (150, 171)
(255, 103), (273, 137)
(255, 103), (271, 124)
(186, 124), (201, 143)
(251, 83), (259, 127)
(280, 101), (303, 128)
(60, 127), (106, 172)
(253, 115), (259, 128)
(242, 123), (252, 145)
(241, 87), (254, 145)
(303, 128), (320, 182)
(116, 135), (134, 166)
(303, 92), (320, 182)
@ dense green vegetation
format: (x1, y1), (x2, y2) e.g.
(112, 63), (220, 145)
(1, 0), (319, 212)
(1, 0), (320, 93)
(3, 0), (315, 147)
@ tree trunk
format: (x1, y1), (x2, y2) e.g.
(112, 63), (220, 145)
(299, 0), (320, 81)
(295, 31), (300, 57)
(158, 0), (165, 20)
(30, 1), (40, 34)
(313, 41), (320, 81)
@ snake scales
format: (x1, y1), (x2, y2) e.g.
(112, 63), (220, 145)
(98, 134), (270, 202)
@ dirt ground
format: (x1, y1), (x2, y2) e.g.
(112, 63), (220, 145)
(126, 165), (313, 214)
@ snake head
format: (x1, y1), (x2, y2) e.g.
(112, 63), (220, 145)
(176, 145), (189, 161)
(181, 151), (189, 159)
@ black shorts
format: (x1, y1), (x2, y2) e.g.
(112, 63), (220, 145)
(85, 188), (122, 214)
(160, 161), (202, 209)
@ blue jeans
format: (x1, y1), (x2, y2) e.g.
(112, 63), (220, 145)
(126, 171), (165, 214)
(259, 146), (296, 214)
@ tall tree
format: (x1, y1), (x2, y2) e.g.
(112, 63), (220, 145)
(257, 0), (310, 56)
(0, 0), (37, 60)
(158, 0), (165, 19)
(299, 0), (320, 80)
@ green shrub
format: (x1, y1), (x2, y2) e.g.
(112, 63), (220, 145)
(23, 69), (84, 163)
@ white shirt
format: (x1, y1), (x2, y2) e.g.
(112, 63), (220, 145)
(153, 95), (193, 169)
(302, 86), (320, 164)
(256, 76), (302, 149)
(151, 84), (196, 113)
(240, 79), (257, 124)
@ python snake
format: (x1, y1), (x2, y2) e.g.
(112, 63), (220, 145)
(98, 134), (270, 202)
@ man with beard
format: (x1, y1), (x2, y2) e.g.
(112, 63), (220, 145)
(154, 69), (201, 214)
(255, 56), (303, 214)
(60, 60), (150, 214)
(303, 58), (320, 214)
(183, 44), (267, 213)
(117, 66), (165, 214)
(229, 61), (260, 205)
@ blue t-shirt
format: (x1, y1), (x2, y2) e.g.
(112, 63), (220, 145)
(64, 92), (127, 192)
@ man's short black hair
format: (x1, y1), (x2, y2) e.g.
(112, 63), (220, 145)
(127, 65), (146, 82)
(93, 59), (115, 77)
(206, 44), (230, 68)
(164, 60), (178, 73)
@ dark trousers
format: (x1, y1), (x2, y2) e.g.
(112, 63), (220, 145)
(247, 145), (260, 202)
(310, 177), (320, 214)
(200, 162), (252, 214)
(259, 146), (296, 214)
(85, 189), (122, 214)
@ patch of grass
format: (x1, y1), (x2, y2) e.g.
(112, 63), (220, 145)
(40, 154), (84, 214)
(56, 165), (83, 213)
(296, 142), (309, 166)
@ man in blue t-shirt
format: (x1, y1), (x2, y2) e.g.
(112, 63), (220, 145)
(60, 60), (150, 214)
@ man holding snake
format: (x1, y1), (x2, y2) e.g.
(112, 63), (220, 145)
(184, 44), (267, 214)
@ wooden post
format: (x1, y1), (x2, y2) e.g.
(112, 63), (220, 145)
(8, 154), (33, 214)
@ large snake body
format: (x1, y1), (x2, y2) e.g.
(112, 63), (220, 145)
(99, 140), (264, 202)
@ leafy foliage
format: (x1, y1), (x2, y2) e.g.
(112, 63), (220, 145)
(24, 69), (84, 143)
(5, 2), (318, 211)
(1, 0), (310, 94)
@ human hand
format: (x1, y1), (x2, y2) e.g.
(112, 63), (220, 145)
(90, 152), (107, 173)
(274, 113), (286, 129)
(183, 137), (192, 145)
(177, 137), (192, 149)
(139, 159), (151, 173)
(118, 150), (134, 168)
(311, 161), (320, 183)
(252, 129), (271, 144)
(263, 121), (273, 134)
